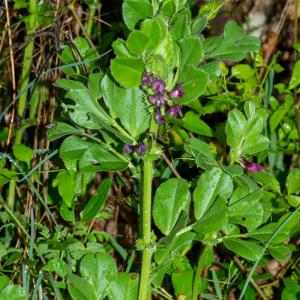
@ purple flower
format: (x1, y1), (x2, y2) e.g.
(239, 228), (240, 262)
(141, 72), (150, 86)
(123, 144), (133, 153)
(148, 92), (166, 107)
(166, 104), (181, 118)
(137, 143), (147, 156)
(241, 160), (263, 173)
(154, 109), (165, 124)
(169, 83), (185, 99)
(141, 72), (155, 87)
(152, 79), (166, 93)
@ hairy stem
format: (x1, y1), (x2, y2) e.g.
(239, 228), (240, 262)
(139, 158), (153, 300)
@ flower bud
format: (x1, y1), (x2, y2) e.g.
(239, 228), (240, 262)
(123, 144), (133, 153)
(137, 143), (147, 156)
(154, 109), (165, 124)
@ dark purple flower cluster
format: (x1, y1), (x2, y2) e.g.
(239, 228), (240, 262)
(141, 72), (185, 124)
(241, 158), (263, 173)
(123, 143), (147, 156)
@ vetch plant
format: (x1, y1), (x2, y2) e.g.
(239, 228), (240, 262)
(39, 0), (299, 299)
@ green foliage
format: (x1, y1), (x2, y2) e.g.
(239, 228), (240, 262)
(1, 1), (299, 300)
(80, 178), (112, 222)
(153, 178), (190, 235)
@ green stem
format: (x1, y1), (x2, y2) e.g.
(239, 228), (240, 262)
(139, 158), (153, 300)
(86, 1), (99, 36)
(192, 245), (213, 300)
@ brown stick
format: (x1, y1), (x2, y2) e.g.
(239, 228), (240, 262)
(4, 0), (17, 147)
(233, 257), (269, 300)
(162, 154), (182, 179)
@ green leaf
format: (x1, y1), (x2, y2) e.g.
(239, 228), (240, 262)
(178, 65), (209, 104)
(229, 198), (263, 232)
(47, 122), (82, 141)
(281, 279), (300, 300)
(52, 171), (75, 207)
(79, 144), (128, 173)
(248, 223), (290, 243)
(249, 171), (281, 194)
(286, 195), (300, 207)
(155, 231), (195, 264)
(108, 273), (139, 300)
(241, 135), (269, 155)
(110, 58), (144, 88)
(0, 169), (18, 185)
(172, 270), (193, 299)
(286, 168), (300, 195)
(244, 114), (264, 140)
(68, 274), (96, 300)
(282, 287), (300, 300)
(231, 64), (255, 80)
(289, 60), (300, 89)
(268, 245), (292, 261)
(88, 72), (103, 100)
(191, 15), (207, 35)
(122, 0), (153, 30)
(210, 21), (260, 61)
(60, 136), (92, 163)
(42, 258), (68, 278)
(269, 96), (293, 132)
(170, 8), (191, 41)
(160, 0), (176, 16)
(13, 144), (33, 166)
(193, 197), (227, 233)
(60, 203), (74, 222)
(114, 87), (150, 139)
(112, 39), (133, 58)
(56, 79), (110, 129)
(226, 106), (269, 158)
(182, 112), (214, 136)
(80, 178), (112, 222)
(145, 28), (176, 84)
(226, 109), (246, 149)
(178, 37), (203, 67)
(0, 275), (10, 291)
(126, 30), (149, 54)
(141, 18), (163, 50)
(80, 252), (117, 299)
(101, 74), (120, 119)
(153, 178), (190, 235)
(223, 239), (264, 261)
(0, 285), (27, 300)
(193, 167), (232, 220)
(184, 138), (217, 169)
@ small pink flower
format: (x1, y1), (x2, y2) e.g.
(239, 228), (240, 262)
(169, 83), (185, 99)
(141, 71), (155, 86)
(241, 159), (263, 173)
(166, 104), (181, 118)
(148, 92), (166, 107)
(152, 79), (166, 93)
